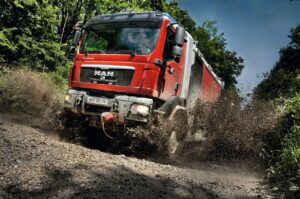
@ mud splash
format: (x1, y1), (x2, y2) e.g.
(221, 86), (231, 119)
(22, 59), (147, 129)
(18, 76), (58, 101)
(183, 90), (280, 162)
(59, 89), (280, 163)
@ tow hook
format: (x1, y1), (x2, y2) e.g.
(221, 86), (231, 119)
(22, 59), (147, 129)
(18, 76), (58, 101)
(100, 112), (115, 139)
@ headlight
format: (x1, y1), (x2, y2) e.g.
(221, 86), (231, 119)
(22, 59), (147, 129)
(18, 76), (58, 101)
(65, 94), (71, 102)
(130, 104), (150, 116)
(65, 89), (77, 102)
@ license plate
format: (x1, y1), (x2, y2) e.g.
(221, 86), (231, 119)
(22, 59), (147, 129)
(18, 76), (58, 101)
(86, 96), (109, 106)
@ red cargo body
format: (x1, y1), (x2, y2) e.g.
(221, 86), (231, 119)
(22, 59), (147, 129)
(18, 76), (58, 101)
(201, 64), (222, 102)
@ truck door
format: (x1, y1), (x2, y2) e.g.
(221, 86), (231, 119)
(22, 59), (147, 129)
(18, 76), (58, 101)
(157, 27), (184, 99)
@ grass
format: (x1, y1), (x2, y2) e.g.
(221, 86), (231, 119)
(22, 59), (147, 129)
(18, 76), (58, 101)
(269, 95), (300, 198)
(0, 67), (66, 117)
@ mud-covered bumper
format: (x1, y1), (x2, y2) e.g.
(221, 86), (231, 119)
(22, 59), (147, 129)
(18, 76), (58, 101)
(64, 89), (153, 123)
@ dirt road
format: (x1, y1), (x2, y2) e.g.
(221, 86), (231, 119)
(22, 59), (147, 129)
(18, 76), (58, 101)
(0, 114), (273, 199)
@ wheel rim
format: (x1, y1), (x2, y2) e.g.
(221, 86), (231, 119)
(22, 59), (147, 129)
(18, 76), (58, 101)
(168, 131), (179, 154)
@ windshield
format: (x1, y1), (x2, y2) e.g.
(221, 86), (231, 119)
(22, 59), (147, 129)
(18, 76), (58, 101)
(81, 22), (161, 55)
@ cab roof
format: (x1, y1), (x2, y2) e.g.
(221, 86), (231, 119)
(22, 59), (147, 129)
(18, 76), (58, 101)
(85, 12), (177, 27)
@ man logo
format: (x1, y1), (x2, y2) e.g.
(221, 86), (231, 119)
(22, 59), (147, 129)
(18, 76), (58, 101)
(94, 71), (114, 77)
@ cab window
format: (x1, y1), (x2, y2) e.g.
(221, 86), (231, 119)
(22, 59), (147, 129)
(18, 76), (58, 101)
(163, 28), (175, 60)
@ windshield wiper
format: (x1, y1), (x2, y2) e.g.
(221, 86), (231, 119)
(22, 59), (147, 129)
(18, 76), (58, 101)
(108, 49), (137, 56)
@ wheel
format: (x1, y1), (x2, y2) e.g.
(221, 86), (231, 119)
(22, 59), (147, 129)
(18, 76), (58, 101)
(167, 130), (186, 158)
(61, 110), (88, 143)
(61, 111), (113, 149)
(84, 126), (113, 150)
(165, 105), (188, 158)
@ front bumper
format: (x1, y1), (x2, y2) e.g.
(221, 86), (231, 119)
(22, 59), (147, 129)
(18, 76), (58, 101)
(64, 89), (153, 123)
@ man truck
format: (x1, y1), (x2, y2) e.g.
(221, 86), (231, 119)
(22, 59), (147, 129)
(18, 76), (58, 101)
(64, 12), (222, 157)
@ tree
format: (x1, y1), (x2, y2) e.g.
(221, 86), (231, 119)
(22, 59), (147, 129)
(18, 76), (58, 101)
(0, 0), (64, 70)
(193, 21), (244, 88)
(51, 0), (84, 45)
(53, 0), (153, 45)
(163, 1), (196, 33)
(254, 25), (300, 100)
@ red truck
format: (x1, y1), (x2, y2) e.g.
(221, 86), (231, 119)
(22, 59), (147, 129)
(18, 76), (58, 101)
(64, 12), (222, 156)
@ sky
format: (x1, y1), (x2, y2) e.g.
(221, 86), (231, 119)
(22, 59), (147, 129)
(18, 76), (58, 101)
(177, 0), (300, 94)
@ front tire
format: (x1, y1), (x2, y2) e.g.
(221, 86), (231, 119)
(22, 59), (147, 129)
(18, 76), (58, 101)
(61, 110), (88, 143)
(165, 105), (188, 158)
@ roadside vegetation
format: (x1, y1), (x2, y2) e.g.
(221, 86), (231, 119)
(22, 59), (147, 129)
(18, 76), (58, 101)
(254, 25), (300, 198)
(0, 68), (65, 123)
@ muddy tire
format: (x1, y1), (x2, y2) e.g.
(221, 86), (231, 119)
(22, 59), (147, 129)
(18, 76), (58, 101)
(61, 111), (115, 150)
(166, 106), (188, 159)
(167, 131), (186, 159)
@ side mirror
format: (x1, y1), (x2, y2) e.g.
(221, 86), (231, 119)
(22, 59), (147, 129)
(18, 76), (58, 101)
(172, 26), (185, 62)
(72, 30), (82, 46)
(174, 26), (185, 46)
(67, 28), (82, 59)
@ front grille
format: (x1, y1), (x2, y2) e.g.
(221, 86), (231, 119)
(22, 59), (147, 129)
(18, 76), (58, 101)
(80, 67), (134, 86)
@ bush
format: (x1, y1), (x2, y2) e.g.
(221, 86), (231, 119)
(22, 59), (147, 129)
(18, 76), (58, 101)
(0, 68), (65, 117)
(270, 95), (300, 198)
(0, 1), (67, 70)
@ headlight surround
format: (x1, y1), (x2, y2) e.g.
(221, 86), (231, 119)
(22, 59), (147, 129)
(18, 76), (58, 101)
(64, 89), (77, 103)
(130, 104), (150, 116)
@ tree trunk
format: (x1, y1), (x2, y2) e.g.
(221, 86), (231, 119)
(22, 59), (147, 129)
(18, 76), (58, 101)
(60, 10), (69, 45)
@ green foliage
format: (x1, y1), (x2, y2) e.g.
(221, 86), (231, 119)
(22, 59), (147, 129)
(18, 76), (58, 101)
(53, 0), (153, 44)
(269, 95), (300, 198)
(49, 64), (71, 90)
(0, 0), (67, 70)
(254, 25), (300, 100)
(0, 68), (64, 116)
(193, 21), (244, 88)
(287, 95), (300, 123)
(256, 25), (300, 198)
(163, 1), (196, 33)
